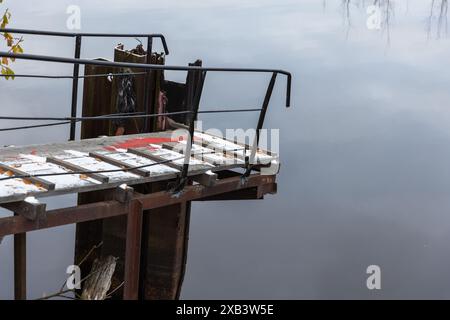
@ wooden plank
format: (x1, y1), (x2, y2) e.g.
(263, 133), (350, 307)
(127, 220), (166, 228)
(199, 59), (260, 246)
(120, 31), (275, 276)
(0, 131), (276, 204)
(0, 163), (55, 191)
(193, 131), (276, 164)
(162, 141), (244, 170)
(90, 151), (179, 177)
(192, 171), (218, 187)
(0, 172), (46, 203)
(47, 156), (109, 183)
(2, 160), (99, 191)
(0, 131), (275, 161)
(196, 129), (277, 156)
(54, 155), (140, 182)
(2, 197), (46, 221)
(127, 148), (179, 170)
(128, 145), (214, 176)
(0, 167), (178, 205)
(89, 152), (150, 177)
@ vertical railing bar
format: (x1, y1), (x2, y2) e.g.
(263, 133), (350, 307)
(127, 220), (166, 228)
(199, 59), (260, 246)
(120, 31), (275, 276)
(143, 36), (154, 133)
(69, 35), (82, 141)
(175, 70), (207, 192)
(243, 72), (277, 177)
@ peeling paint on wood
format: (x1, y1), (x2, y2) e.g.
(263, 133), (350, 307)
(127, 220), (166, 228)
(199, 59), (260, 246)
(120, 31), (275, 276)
(0, 131), (277, 204)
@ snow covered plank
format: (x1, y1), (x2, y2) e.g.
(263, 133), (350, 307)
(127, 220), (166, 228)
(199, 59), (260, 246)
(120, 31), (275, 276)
(3, 155), (100, 190)
(162, 141), (245, 170)
(0, 172), (46, 203)
(51, 153), (140, 182)
(0, 131), (278, 204)
(128, 144), (215, 176)
(193, 132), (277, 165)
(90, 150), (179, 179)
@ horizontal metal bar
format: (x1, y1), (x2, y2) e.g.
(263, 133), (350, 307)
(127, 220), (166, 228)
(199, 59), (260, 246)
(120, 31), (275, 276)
(0, 174), (276, 237)
(0, 52), (292, 107)
(197, 183), (277, 201)
(136, 174), (277, 210)
(0, 28), (170, 54)
(0, 72), (147, 79)
(0, 111), (191, 121)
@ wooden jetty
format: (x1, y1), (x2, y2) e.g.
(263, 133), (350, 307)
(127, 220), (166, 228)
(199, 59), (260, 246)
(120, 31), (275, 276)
(0, 28), (291, 300)
(0, 131), (279, 299)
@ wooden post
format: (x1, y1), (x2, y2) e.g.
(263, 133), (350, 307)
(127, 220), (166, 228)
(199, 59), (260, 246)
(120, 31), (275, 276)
(14, 213), (26, 300)
(75, 45), (198, 300)
(123, 199), (143, 300)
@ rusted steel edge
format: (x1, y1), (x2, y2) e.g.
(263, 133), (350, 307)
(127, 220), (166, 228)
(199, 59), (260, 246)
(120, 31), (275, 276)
(0, 174), (276, 237)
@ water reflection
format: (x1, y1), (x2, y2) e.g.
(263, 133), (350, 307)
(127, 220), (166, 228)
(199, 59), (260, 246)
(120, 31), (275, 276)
(428, 0), (448, 39)
(1, 0), (450, 300)
(326, 0), (449, 41)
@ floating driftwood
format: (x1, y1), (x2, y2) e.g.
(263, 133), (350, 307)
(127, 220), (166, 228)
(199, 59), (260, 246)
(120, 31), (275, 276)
(81, 255), (118, 300)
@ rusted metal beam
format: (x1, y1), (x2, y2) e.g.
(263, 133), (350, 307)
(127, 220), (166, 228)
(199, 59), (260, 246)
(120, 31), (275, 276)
(0, 174), (276, 237)
(0, 200), (128, 237)
(14, 213), (26, 300)
(123, 199), (143, 300)
(136, 175), (276, 210)
(197, 183), (277, 201)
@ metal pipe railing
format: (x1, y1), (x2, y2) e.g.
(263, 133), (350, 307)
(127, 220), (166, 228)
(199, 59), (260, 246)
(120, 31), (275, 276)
(0, 28), (169, 54)
(1, 28), (170, 140)
(0, 41), (292, 191)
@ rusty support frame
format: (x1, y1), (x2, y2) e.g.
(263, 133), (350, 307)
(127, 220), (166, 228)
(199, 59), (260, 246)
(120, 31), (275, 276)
(0, 174), (275, 237)
(0, 173), (276, 300)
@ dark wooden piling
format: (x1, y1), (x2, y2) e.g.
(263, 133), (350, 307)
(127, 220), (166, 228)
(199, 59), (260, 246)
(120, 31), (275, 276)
(75, 45), (196, 299)
(14, 214), (27, 300)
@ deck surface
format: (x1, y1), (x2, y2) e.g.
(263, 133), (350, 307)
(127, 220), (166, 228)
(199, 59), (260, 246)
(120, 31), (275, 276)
(0, 131), (278, 204)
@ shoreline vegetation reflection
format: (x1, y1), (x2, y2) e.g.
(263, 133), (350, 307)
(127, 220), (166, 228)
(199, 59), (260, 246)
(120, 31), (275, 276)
(323, 0), (448, 41)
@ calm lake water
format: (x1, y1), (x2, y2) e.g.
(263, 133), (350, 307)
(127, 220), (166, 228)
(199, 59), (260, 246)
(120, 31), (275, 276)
(1, 0), (450, 299)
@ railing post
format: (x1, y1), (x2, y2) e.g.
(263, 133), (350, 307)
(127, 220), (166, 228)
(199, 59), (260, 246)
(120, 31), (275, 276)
(244, 72), (277, 177)
(69, 35), (82, 141)
(143, 36), (154, 133)
(175, 70), (206, 192)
